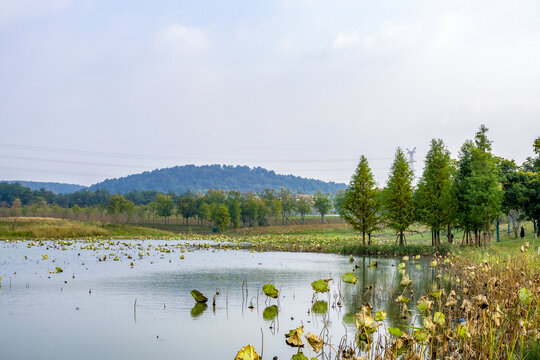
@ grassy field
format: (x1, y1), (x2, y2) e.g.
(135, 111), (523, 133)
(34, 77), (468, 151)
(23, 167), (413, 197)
(2, 217), (539, 258)
(0, 217), (175, 240)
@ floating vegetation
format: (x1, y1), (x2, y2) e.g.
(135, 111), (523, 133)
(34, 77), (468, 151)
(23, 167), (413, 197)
(262, 284), (279, 299)
(190, 290), (208, 303)
(342, 272), (358, 284)
(311, 279), (331, 293)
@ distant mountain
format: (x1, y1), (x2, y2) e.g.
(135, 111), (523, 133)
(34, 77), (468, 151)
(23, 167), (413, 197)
(7, 181), (86, 194)
(89, 164), (346, 194)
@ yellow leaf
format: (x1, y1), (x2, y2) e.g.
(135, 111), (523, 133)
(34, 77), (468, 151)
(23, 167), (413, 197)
(234, 345), (261, 360)
(305, 332), (323, 352)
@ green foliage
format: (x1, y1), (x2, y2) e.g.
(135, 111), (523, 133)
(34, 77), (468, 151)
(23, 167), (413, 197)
(155, 194), (174, 220)
(212, 204), (230, 232)
(455, 126), (503, 246)
(176, 196), (197, 223)
(88, 164), (346, 194)
(313, 191), (332, 224)
(383, 148), (415, 246)
(311, 279), (330, 293)
(295, 195), (312, 225)
(262, 283), (279, 299)
(278, 188), (296, 225)
(342, 156), (381, 245)
(414, 139), (456, 246)
(190, 289), (208, 303)
(106, 194), (134, 223)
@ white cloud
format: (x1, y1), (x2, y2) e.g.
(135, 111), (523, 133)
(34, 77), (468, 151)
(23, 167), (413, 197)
(380, 22), (423, 46)
(155, 24), (208, 53)
(0, 0), (72, 27)
(333, 31), (359, 49)
(428, 12), (471, 50)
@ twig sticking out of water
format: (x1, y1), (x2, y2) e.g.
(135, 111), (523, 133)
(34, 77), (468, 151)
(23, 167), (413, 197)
(133, 298), (137, 323)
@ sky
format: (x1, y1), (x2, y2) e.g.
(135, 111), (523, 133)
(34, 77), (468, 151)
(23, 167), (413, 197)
(1, 0), (539, 187)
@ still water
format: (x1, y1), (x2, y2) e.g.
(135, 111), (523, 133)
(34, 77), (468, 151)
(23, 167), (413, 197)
(0, 240), (437, 359)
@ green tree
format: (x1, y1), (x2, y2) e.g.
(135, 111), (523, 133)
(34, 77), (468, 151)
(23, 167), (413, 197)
(383, 148), (415, 246)
(227, 197), (241, 228)
(342, 156), (381, 246)
(313, 191), (332, 224)
(467, 125), (503, 246)
(198, 202), (211, 224)
(177, 196), (197, 225)
(107, 194), (133, 223)
(155, 194), (175, 224)
(414, 139), (456, 246)
(295, 194), (312, 225)
(278, 188), (295, 225)
(72, 204), (82, 220)
(333, 190), (346, 223)
(454, 140), (482, 244)
(523, 137), (540, 172)
(213, 204), (230, 232)
(499, 158), (527, 238)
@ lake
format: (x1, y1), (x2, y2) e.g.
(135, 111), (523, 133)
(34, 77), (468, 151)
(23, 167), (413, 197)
(0, 240), (438, 359)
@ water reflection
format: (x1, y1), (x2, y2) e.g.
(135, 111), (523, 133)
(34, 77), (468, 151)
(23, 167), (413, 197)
(190, 302), (208, 317)
(0, 240), (445, 360)
(262, 305), (278, 321)
(311, 300), (328, 314)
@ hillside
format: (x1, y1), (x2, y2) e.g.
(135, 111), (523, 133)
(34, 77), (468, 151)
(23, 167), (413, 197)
(6, 181), (86, 194)
(89, 164), (346, 194)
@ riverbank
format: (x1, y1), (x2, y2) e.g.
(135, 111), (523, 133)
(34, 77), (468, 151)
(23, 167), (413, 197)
(1, 217), (539, 258)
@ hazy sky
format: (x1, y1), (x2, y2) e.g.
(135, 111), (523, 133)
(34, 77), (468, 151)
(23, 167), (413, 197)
(1, 0), (539, 187)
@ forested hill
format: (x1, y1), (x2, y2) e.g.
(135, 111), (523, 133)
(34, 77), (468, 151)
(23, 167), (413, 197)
(6, 181), (86, 194)
(89, 165), (346, 194)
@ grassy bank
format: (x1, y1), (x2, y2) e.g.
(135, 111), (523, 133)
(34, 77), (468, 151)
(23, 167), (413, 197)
(1, 217), (539, 259)
(0, 217), (176, 240)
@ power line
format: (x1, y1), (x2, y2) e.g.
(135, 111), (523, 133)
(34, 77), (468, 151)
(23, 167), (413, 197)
(0, 142), (394, 163)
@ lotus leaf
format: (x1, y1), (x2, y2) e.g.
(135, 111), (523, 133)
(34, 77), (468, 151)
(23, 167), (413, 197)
(291, 352), (308, 360)
(417, 297), (433, 312)
(305, 332), (323, 352)
(311, 279), (329, 293)
(388, 327), (403, 337)
(234, 344), (261, 360)
(342, 272), (358, 284)
(413, 329), (430, 342)
(518, 288), (533, 306)
(400, 274), (412, 286)
(355, 305), (374, 330)
(190, 289), (208, 303)
(395, 295), (410, 303)
(263, 284), (279, 299)
(433, 311), (445, 326)
(374, 310), (386, 322)
(285, 326), (304, 347)
(457, 324), (470, 338)
(429, 289), (443, 299)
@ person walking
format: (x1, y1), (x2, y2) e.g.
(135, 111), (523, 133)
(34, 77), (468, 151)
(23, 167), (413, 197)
(520, 227), (525, 239)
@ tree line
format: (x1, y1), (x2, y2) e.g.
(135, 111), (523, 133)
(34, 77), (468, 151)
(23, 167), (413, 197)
(1, 126), (538, 246)
(342, 126), (539, 247)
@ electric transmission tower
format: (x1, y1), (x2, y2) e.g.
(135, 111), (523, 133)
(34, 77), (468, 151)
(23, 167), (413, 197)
(406, 147), (416, 177)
